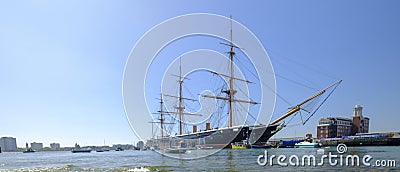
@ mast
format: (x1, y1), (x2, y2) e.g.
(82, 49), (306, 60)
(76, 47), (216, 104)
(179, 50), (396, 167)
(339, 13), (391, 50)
(228, 15), (234, 128)
(178, 57), (184, 135)
(162, 57), (201, 135)
(150, 94), (175, 138)
(202, 16), (258, 128)
(160, 94), (164, 137)
(161, 64), (201, 135)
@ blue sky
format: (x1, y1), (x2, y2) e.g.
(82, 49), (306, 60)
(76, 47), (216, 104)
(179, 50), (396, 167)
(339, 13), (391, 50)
(1, 1), (399, 147)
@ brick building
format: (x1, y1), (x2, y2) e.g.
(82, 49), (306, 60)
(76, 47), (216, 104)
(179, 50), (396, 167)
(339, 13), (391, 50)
(317, 105), (369, 138)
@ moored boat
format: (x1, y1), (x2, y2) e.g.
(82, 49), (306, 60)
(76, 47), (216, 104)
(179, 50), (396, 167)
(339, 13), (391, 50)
(23, 148), (35, 153)
(295, 141), (319, 148)
(23, 143), (35, 153)
(115, 147), (124, 151)
(72, 148), (91, 153)
(250, 144), (272, 149)
(147, 79), (339, 150)
(71, 143), (91, 153)
(145, 17), (341, 152)
(165, 148), (187, 154)
(231, 142), (246, 149)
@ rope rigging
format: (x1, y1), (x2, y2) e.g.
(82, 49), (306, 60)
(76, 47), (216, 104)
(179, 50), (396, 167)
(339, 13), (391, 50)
(152, 41), (342, 136)
(232, 46), (342, 128)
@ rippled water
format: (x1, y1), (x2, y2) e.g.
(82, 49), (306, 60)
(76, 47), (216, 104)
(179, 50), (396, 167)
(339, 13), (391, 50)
(0, 146), (399, 171)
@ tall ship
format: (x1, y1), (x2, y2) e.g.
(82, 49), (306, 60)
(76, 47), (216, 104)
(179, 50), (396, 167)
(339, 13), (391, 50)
(146, 20), (341, 150)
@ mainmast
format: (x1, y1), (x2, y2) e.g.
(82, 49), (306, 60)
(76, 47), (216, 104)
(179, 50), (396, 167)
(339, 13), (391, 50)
(163, 57), (201, 135)
(202, 16), (259, 128)
(228, 16), (235, 128)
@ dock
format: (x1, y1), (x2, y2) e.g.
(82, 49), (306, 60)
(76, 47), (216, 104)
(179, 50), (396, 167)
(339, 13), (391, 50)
(319, 132), (400, 147)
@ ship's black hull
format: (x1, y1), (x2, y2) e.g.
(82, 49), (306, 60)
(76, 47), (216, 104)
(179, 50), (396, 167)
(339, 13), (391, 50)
(146, 123), (284, 149)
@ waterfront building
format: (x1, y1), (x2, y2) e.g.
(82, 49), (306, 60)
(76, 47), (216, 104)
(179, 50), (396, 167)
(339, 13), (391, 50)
(317, 117), (352, 138)
(0, 137), (17, 152)
(31, 142), (43, 151)
(352, 104), (369, 134)
(317, 105), (369, 138)
(50, 143), (60, 150)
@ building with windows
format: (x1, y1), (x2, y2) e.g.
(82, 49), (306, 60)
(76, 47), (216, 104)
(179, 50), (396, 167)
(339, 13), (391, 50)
(31, 142), (43, 151)
(317, 117), (352, 138)
(317, 105), (370, 138)
(351, 104), (370, 134)
(50, 143), (60, 150)
(0, 137), (17, 152)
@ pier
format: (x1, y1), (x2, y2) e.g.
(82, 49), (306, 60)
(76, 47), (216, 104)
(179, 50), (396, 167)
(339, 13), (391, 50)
(319, 132), (400, 147)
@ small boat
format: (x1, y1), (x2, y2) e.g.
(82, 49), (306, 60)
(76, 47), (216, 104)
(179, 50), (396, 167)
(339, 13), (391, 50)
(97, 140), (110, 152)
(72, 149), (91, 153)
(71, 143), (91, 153)
(295, 141), (319, 148)
(250, 144), (272, 149)
(23, 143), (35, 153)
(115, 147), (124, 151)
(23, 148), (35, 153)
(231, 142), (246, 149)
(196, 145), (213, 150)
(96, 147), (110, 152)
(165, 148), (187, 154)
(164, 141), (191, 154)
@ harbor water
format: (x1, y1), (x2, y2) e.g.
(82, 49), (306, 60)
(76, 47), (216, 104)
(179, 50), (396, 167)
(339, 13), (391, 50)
(0, 146), (399, 171)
